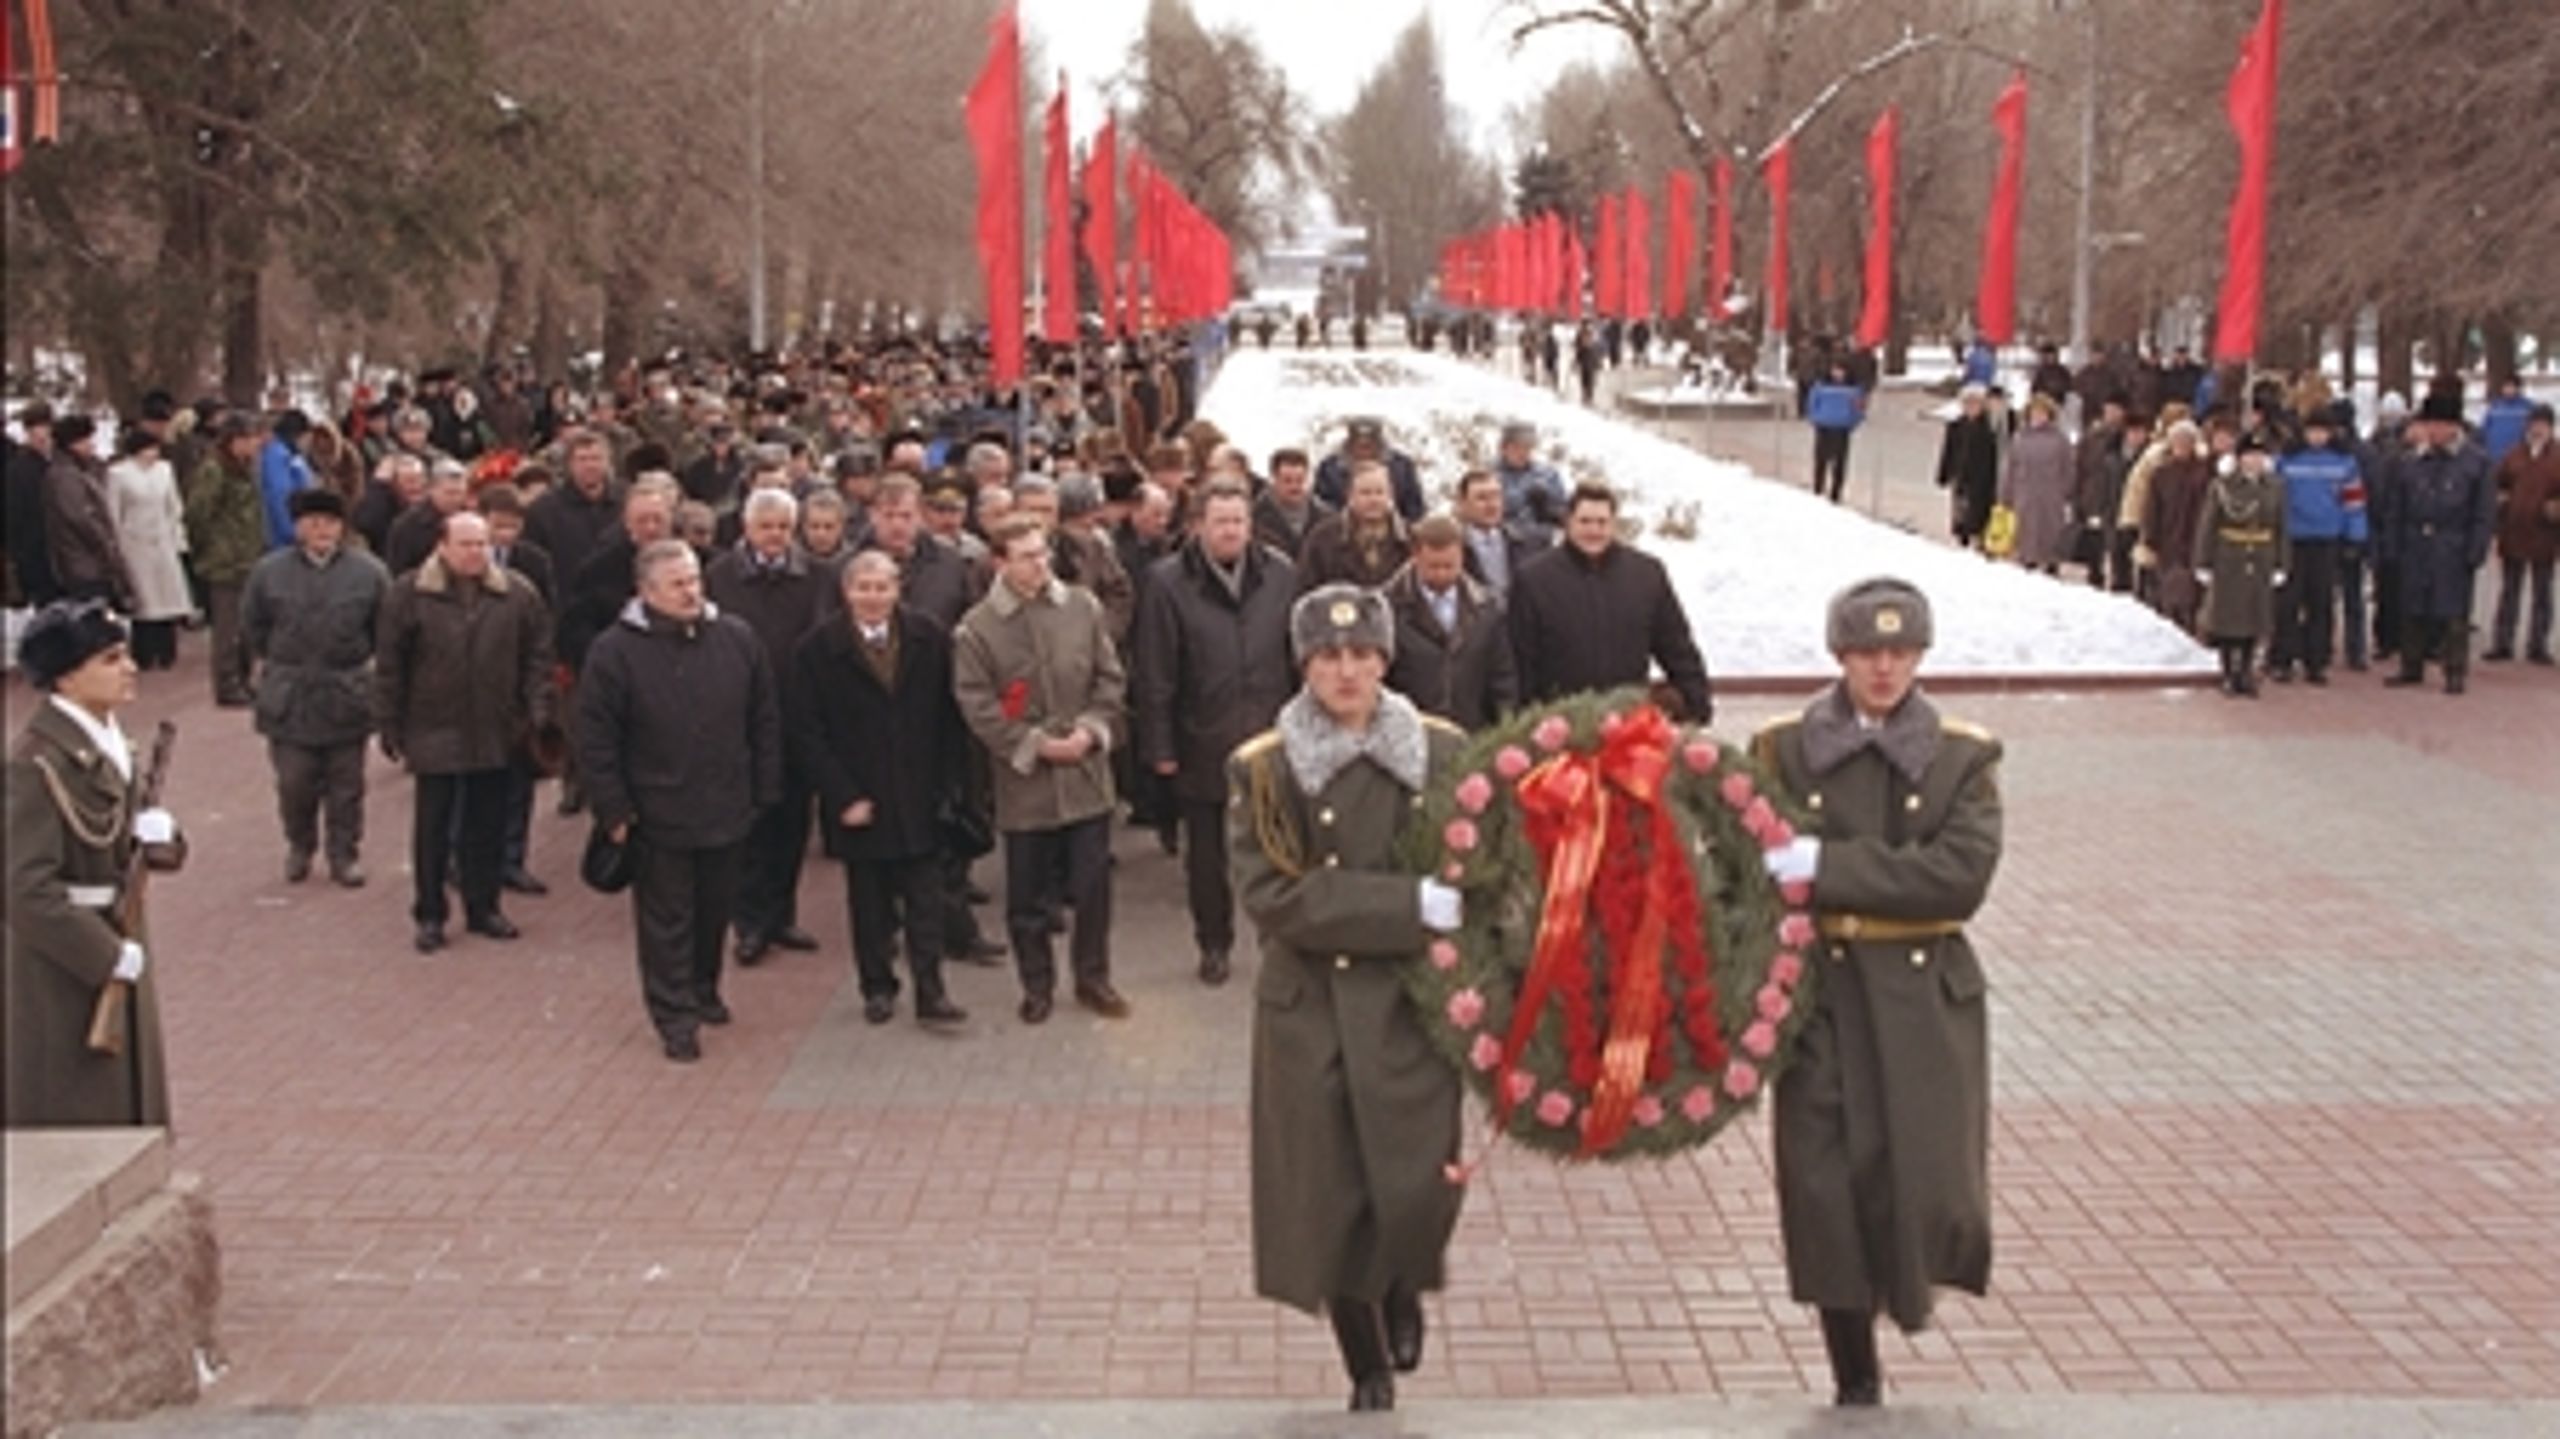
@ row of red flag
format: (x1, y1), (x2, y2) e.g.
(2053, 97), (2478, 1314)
(966, 4), (1233, 388)
(1430, 0), (2277, 365)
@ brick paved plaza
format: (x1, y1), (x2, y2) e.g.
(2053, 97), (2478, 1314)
(30, 625), (2559, 1430)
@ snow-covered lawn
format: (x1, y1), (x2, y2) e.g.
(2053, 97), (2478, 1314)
(1202, 349), (2216, 682)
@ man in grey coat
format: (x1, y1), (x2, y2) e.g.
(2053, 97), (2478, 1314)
(242, 488), (392, 885)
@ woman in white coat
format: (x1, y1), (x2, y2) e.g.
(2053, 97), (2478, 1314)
(106, 428), (194, 670)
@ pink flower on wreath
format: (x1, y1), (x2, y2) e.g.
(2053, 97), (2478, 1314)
(1778, 913), (1816, 949)
(1680, 1085), (1717, 1123)
(1719, 771), (1757, 808)
(1724, 1060), (1762, 1099)
(1469, 1034), (1505, 1072)
(1770, 951), (1805, 988)
(1505, 1070), (1537, 1104)
(1536, 1090), (1576, 1127)
(1601, 710), (1625, 736)
(1533, 715), (1572, 752)
(1429, 939), (1461, 972)
(1764, 818), (1797, 849)
(1780, 880), (1813, 907)
(1443, 817), (1480, 854)
(1756, 985), (1792, 1023)
(1742, 796), (1778, 840)
(1453, 772), (1495, 815)
(1741, 1020), (1778, 1059)
(1681, 739), (1719, 775)
(1443, 862), (1466, 883)
(1493, 745), (1533, 780)
(1445, 988), (1486, 1029)
(1632, 1094), (1667, 1128)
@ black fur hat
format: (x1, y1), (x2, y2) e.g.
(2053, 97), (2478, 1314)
(18, 599), (129, 690)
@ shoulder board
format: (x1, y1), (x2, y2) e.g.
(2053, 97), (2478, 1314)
(1420, 715), (1466, 744)
(1232, 730), (1282, 766)
(1753, 714), (1804, 740)
(1940, 718), (1997, 745)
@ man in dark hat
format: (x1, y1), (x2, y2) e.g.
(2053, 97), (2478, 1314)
(2378, 391), (2497, 694)
(242, 487), (392, 884)
(1313, 419), (1425, 522)
(6, 599), (188, 1127)
(1751, 577), (2003, 1409)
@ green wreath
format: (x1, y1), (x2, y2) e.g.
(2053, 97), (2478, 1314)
(1401, 689), (1819, 1163)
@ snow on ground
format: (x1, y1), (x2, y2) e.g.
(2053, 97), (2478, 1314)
(1202, 349), (2216, 682)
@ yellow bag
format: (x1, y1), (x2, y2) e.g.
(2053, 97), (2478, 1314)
(1985, 503), (2019, 558)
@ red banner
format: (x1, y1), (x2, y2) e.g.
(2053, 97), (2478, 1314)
(1081, 115), (1117, 338)
(1624, 185), (1652, 322)
(963, 3), (1024, 385)
(1856, 107), (1898, 350)
(1976, 72), (2027, 345)
(2214, 0), (2283, 363)
(1565, 224), (1586, 318)
(1596, 194), (1622, 318)
(1041, 84), (1075, 345)
(1763, 140), (1791, 338)
(1664, 169), (1695, 320)
(1709, 155), (1733, 315)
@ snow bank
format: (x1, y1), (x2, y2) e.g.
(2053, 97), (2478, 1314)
(1202, 349), (2215, 682)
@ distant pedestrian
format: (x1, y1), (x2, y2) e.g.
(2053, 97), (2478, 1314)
(2195, 435), (2288, 698)
(105, 427), (192, 670)
(1804, 360), (1865, 504)
(243, 489), (392, 883)
(1999, 396), (2074, 575)
(2483, 403), (2556, 665)
(2380, 393), (2497, 695)
(182, 414), (267, 706)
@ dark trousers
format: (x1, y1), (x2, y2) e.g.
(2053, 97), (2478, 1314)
(1182, 799), (1235, 953)
(2337, 548), (2370, 668)
(206, 582), (252, 701)
(449, 754), (535, 874)
(270, 739), (366, 863)
(129, 618), (179, 670)
(2398, 616), (2471, 681)
(1003, 815), (1112, 997)
(1811, 428), (1851, 503)
(2491, 555), (2555, 656)
(631, 839), (741, 1041)
(2373, 559), (2404, 657)
(413, 768), (508, 925)
(733, 782), (810, 941)
(2273, 539), (2341, 677)
(848, 854), (947, 1003)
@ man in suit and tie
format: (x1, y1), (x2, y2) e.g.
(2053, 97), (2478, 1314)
(1385, 516), (1519, 730)
(1454, 469), (1538, 600)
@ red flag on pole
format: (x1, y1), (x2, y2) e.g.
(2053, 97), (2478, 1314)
(1565, 224), (1586, 318)
(1596, 195), (1622, 318)
(1041, 83), (1075, 345)
(1976, 72), (2028, 345)
(1624, 186), (1652, 321)
(2214, 0), (2283, 363)
(1082, 115), (1118, 337)
(1856, 106), (1898, 350)
(1709, 156), (1733, 315)
(964, 4), (1024, 385)
(1763, 140), (1792, 338)
(1664, 170), (1695, 320)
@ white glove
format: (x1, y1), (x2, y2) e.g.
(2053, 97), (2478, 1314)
(1763, 836), (1822, 886)
(2272, 570), (2288, 587)
(1417, 879), (1463, 932)
(113, 940), (147, 982)
(134, 807), (176, 845)
(2196, 569), (2214, 586)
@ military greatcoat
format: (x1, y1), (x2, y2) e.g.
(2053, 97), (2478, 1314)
(1754, 686), (2002, 1334)
(1230, 697), (1465, 1315)
(4, 702), (181, 1127)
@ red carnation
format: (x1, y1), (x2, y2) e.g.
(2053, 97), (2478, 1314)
(1000, 678), (1031, 722)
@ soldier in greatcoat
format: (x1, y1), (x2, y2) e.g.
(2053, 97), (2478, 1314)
(1752, 578), (2004, 1407)
(1228, 583), (1468, 1413)
(5, 601), (188, 1126)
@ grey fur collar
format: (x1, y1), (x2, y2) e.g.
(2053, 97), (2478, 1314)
(1800, 682), (1940, 784)
(1278, 687), (1429, 795)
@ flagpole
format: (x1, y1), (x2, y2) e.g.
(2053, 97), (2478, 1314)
(1014, 36), (1035, 457)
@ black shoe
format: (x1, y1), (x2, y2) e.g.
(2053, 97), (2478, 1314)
(863, 994), (897, 1025)
(1019, 992), (1054, 1025)
(2305, 670), (2329, 687)
(2482, 647), (2516, 663)
(769, 925), (818, 952)
(467, 913), (521, 941)
(1383, 1285), (1425, 1373)
(285, 848), (314, 884)
(2446, 674), (2467, 696)
(1198, 947), (1231, 986)
(2529, 651), (2556, 666)
(1075, 983), (1132, 1019)
(915, 995), (968, 1028)
(955, 937), (1008, 967)
(1330, 1300), (1394, 1412)
(699, 997), (732, 1026)
(735, 932), (770, 967)
(1157, 826), (1181, 858)
(1350, 1376), (1396, 1412)
(1820, 1308), (1883, 1408)
(413, 922), (446, 954)
(330, 859), (368, 888)
(663, 1032), (700, 1063)
(501, 867), (549, 896)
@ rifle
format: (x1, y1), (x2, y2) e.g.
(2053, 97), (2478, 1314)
(86, 720), (177, 1057)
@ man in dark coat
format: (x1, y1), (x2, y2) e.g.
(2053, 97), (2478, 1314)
(2484, 403), (2558, 665)
(704, 488), (829, 963)
(1383, 518), (1518, 730)
(1753, 578), (2003, 1408)
(788, 552), (970, 1027)
(1135, 479), (1297, 985)
(577, 540), (784, 1063)
(374, 512), (553, 951)
(556, 476), (680, 674)
(1508, 483), (1714, 723)
(524, 431), (621, 594)
(478, 483), (556, 890)
(383, 459), (475, 576)
(1312, 419), (1425, 521)
(1935, 386), (2002, 550)
(42, 416), (130, 608)
(243, 489), (393, 884)
(1251, 448), (1331, 560)
(1453, 469), (1539, 599)
(2379, 392), (2499, 694)
(6, 401), (61, 605)
(1296, 462), (1412, 592)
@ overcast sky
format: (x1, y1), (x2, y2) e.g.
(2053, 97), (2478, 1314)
(1023, 0), (1621, 157)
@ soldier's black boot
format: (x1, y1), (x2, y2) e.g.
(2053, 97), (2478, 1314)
(1329, 1299), (1395, 1412)
(1383, 1281), (1426, 1373)
(1819, 1308), (1883, 1408)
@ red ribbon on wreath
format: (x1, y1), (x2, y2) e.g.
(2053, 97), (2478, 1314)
(1501, 703), (1708, 1156)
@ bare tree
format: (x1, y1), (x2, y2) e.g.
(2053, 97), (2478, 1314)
(1115, 0), (1316, 251)
(1324, 17), (1507, 312)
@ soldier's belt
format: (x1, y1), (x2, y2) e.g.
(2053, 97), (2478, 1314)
(65, 884), (120, 910)
(1816, 914), (1964, 942)
(2217, 527), (2274, 544)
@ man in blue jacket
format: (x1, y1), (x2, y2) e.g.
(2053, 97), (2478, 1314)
(2269, 410), (2367, 685)
(258, 409), (315, 550)
(1804, 359), (1866, 505)
(2479, 375), (2535, 467)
